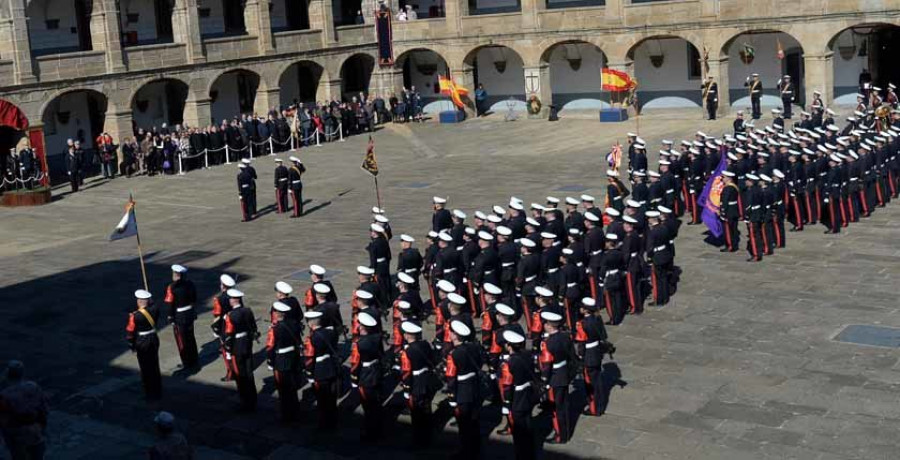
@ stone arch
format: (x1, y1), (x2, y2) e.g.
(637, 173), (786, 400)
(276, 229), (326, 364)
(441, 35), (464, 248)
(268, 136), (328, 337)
(208, 68), (262, 121)
(278, 60), (326, 106)
(129, 78), (190, 129)
(462, 44), (527, 111)
(719, 29), (805, 108)
(626, 34), (705, 110)
(339, 53), (376, 100)
(40, 88), (108, 157)
(826, 22), (900, 104)
(539, 40), (609, 111)
(394, 48), (451, 106)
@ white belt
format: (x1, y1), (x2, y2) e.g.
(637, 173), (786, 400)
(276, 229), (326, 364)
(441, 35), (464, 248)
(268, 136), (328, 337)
(576, 262), (583, 267)
(775, 200), (784, 205)
(376, 257), (386, 263)
(362, 359), (378, 367)
(630, 252), (638, 257)
(291, 180), (301, 184)
(552, 360), (568, 369)
(138, 330), (156, 336)
(277, 346), (295, 354)
(566, 282), (577, 288)
(590, 250), (602, 256)
(654, 245), (666, 251)
(241, 184), (249, 188)
(514, 381), (532, 391)
(547, 268), (558, 274)
(235, 332), (248, 338)
(606, 269), (619, 275)
(751, 205), (761, 209)
(525, 275), (536, 283)
(176, 305), (193, 313)
(484, 270), (494, 275)
(501, 354), (510, 361)
(457, 372), (476, 381)
(456, 246), (465, 251)
(612, 196), (622, 201)
(728, 201), (738, 205)
(502, 262), (515, 268)
(850, 178), (859, 182)
(585, 341), (600, 349)
(413, 368), (430, 376)
(316, 354), (331, 362)
(403, 268), (417, 273)
(278, 178), (288, 182)
(443, 268), (456, 273)
(666, 190), (675, 194)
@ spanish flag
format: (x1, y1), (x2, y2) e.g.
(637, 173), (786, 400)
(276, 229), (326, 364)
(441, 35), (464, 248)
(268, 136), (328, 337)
(438, 75), (470, 109)
(601, 68), (635, 92)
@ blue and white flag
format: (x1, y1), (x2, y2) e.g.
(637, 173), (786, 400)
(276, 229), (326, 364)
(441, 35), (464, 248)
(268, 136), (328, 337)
(109, 197), (138, 241)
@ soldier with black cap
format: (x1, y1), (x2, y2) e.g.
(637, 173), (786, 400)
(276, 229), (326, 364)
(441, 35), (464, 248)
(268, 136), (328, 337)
(126, 289), (162, 399)
(164, 264), (198, 369)
(288, 156), (306, 217)
(538, 310), (573, 444)
(719, 171), (741, 252)
(399, 320), (439, 447)
(498, 329), (537, 459)
(446, 320), (484, 457)
(349, 311), (384, 441)
(266, 301), (303, 422)
(223, 288), (259, 411)
(273, 157), (289, 214)
(574, 297), (609, 416)
(367, 223), (392, 307)
(304, 310), (340, 430)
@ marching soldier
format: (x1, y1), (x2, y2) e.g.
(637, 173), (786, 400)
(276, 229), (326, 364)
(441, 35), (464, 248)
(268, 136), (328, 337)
(743, 174), (765, 262)
(288, 156), (306, 217)
(496, 226), (519, 308)
(539, 311), (573, 444)
(470, 231), (499, 315)
(558, 247), (584, 331)
(273, 158), (289, 214)
(759, 174), (776, 255)
(646, 211), (673, 304)
(303, 310), (340, 430)
(273, 281), (303, 326)
(824, 155), (843, 233)
(733, 110), (747, 134)
(125, 289), (162, 400)
(212, 274), (237, 381)
(399, 321), (439, 447)
(266, 302), (303, 422)
(574, 297), (609, 416)
(164, 264), (199, 369)
(237, 163), (255, 222)
(702, 76), (718, 120)
(771, 170), (787, 247)
(779, 75), (794, 119)
(223, 289), (259, 411)
(367, 223), (392, 307)
(445, 321), (483, 457)
(498, 330), (537, 460)
(564, 197), (585, 233)
(621, 216), (644, 314)
(349, 311), (384, 441)
(599, 235), (626, 325)
(516, 238), (540, 330)
(719, 171), (741, 252)
(312, 283), (344, 345)
(744, 73), (763, 119)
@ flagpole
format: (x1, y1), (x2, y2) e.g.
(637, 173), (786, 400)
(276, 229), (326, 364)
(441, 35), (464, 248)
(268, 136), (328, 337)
(131, 191), (149, 291)
(374, 176), (383, 210)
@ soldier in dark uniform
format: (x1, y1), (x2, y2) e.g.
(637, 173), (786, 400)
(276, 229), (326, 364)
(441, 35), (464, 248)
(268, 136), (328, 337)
(779, 75), (795, 119)
(237, 164), (254, 222)
(744, 73), (763, 120)
(538, 311), (573, 444)
(733, 110), (747, 134)
(443, 293), (475, 358)
(824, 155), (843, 233)
(266, 302), (303, 422)
(771, 170), (787, 246)
(599, 234), (626, 325)
(574, 297), (608, 416)
(802, 150), (820, 225)
(212, 274), (237, 381)
(564, 197), (585, 233)
(397, 234), (424, 290)
(312, 283), (344, 344)
(303, 264), (337, 310)
(223, 289), (259, 411)
(558, 247), (583, 331)
(702, 76), (718, 120)
(470, 231), (499, 315)
(759, 174), (776, 255)
(479, 283), (503, 350)
(164, 264), (198, 369)
(273, 281), (303, 326)
(743, 174), (765, 262)
(303, 310), (340, 430)
(125, 289), (162, 399)
(719, 171), (741, 252)
(516, 238), (540, 331)
(450, 209), (467, 248)
(540, 231), (563, 291)
(606, 170), (629, 213)
(273, 158), (289, 213)
(288, 156), (306, 217)
(350, 312), (384, 441)
(435, 231), (461, 287)
(399, 321), (439, 447)
(498, 330), (537, 460)
(432, 196), (453, 232)
(445, 321), (483, 457)
(583, 212), (604, 301)
(367, 223), (393, 308)
(496, 226), (519, 309)
(646, 211), (673, 304)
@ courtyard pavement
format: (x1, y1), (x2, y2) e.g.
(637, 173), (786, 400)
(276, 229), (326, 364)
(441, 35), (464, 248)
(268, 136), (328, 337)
(1, 109), (900, 459)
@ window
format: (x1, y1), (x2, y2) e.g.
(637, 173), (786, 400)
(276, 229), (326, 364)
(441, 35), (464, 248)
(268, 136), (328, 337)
(687, 43), (701, 80)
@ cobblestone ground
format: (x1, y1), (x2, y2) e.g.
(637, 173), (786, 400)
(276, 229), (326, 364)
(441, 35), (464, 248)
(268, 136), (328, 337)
(1, 110), (900, 459)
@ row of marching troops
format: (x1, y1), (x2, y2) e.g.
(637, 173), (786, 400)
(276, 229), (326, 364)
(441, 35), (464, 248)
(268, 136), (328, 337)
(125, 189), (695, 458)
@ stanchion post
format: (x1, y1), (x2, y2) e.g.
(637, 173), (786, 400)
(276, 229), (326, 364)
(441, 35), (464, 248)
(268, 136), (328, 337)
(316, 129), (321, 147)
(225, 145), (231, 164)
(339, 123), (345, 142)
(269, 137), (274, 155)
(204, 150), (209, 169)
(291, 134), (296, 151)
(178, 153), (185, 175)
(249, 142), (254, 158)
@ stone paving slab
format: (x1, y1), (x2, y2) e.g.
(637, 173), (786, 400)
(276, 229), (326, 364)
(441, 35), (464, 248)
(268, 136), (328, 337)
(1, 112), (899, 459)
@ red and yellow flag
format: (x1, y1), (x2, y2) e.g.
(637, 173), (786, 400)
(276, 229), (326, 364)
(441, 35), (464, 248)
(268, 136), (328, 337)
(438, 76), (469, 109)
(601, 68), (635, 92)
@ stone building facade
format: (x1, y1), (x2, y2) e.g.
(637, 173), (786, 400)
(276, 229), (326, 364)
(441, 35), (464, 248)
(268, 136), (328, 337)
(0, 0), (898, 159)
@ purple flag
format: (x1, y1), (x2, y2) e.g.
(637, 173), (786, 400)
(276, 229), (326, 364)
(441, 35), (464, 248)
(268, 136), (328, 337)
(696, 150), (729, 238)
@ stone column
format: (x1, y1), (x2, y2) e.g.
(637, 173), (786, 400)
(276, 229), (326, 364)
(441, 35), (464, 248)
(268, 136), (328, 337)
(707, 57), (730, 116)
(322, 78), (343, 101)
(254, 87), (281, 115)
(103, 110), (134, 146)
(245, 0), (275, 55)
(92, 0), (126, 72)
(444, 0), (466, 36)
(309, 0), (336, 43)
(450, 67), (476, 116)
(371, 68), (403, 99)
(523, 64), (551, 117)
(184, 97), (212, 128)
(6, 0), (36, 84)
(521, 0), (544, 30)
(804, 52), (833, 107)
(172, 0), (206, 63)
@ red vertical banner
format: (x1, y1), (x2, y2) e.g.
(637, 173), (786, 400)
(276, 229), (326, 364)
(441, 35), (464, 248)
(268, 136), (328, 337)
(28, 127), (49, 187)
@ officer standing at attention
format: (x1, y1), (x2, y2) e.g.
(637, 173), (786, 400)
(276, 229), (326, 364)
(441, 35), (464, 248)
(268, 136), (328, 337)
(719, 171), (741, 252)
(223, 289), (259, 411)
(212, 274), (237, 382)
(303, 264), (336, 310)
(304, 310), (340, 430)
(779, 75), (795, 119)
(266, 302), (303, 422)
(288, 156), (306, 217)
(445, 321), (483, 458)
(702, 76), (719, 120)
(399, 320), (438, 448)
(432, 196), (453, 232)
(367, 223), (393, 307)
(237, 163), (254, 222)
(396, 234), (423, 290)
(273, 158), (289, 214)
(125, 289), (162, 400)
(574, 297), (608, 416)
(498, 330), (537, 460)
(744, 73), (763, 120)
(539, 311), (573, 444)
(164, 264), (199, 370)
(349, 311), (384, 442)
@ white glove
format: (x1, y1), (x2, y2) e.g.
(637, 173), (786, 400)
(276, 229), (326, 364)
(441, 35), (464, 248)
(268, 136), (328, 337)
(449, 401), (458, 408)
(502, 407), (510, 415)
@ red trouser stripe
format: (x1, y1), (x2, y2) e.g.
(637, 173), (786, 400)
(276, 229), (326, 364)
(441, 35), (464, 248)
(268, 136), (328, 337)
(521, 297), (532, 331)
(876, 182), (884, 206)
(773, 219), (782, 247)
(276, 190), (283, 213)
(626, 272), (637, 313)
(859, 191), (869, 215)
(583, 368), (597, 415)
(793, 201), (803, 229)
(748, 223), (758, 258)
(724, 222), (733, 250)
(816, 190), (823, 221)
(761, 222), (771, 254)
(840, 198), (848, 226)
(604, 290), (613, 322)
(830, 202), (838, 232)
(589, 275), (598, 301)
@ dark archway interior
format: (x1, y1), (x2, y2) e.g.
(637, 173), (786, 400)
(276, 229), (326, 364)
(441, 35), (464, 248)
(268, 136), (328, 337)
(341, 55), (374, 99)
(132, 80), (189, 127)
(0, 126), (23, 181)
(868, 26), (900, 89)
